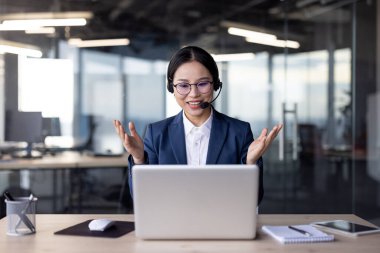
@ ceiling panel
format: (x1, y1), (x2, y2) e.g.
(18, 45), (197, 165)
(0, 0), (355, 57)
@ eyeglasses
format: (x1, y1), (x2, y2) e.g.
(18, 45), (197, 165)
(173, 81), (212, 95)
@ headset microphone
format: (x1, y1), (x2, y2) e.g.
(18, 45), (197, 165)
(199, 83), (222, 109)
(200, 101), (211, 109)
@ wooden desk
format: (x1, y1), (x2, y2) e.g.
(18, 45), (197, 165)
(0, 214), (379, 253)
(0, 151), (129, 170)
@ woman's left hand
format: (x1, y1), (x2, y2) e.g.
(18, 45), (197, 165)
(246, 124), (283, 165)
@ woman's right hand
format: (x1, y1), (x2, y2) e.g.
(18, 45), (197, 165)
(113, 120), (145, 164)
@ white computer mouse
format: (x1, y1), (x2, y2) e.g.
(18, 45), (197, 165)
(88, 219), (115, 231)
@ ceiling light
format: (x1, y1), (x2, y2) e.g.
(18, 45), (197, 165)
(228, 27), (277, 41)
(246, 37), (300, 49)
(68, 38), (130, 48)
(0, 11), (93, 20)
(25, 27), (56, 34)
(0, 12), (91, 31)
(212, 53), (255, 62)
(0, 40), (42, 57)
(0, 18), (86, 31)
(223, 21), (301, 49)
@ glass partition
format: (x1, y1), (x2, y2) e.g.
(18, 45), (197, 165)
(123, 57), (166, 136)
(80, 50), (124, 154)
(227, 52), (270, 137)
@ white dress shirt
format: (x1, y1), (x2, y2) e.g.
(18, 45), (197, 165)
(183, 109), (213, 165)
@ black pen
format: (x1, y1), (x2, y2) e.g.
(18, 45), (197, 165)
(288, 226), (312, 237)
(4, 191), (15, 201)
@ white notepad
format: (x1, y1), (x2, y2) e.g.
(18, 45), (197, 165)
(262, 225), (334, 244)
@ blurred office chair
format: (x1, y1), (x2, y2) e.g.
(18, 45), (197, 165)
(42, 117), (61, 141)
(70, 114), (97, 152)
(40, 117), (62, 154)
(117, 172), (134, 214)
(298, 123), (321, 189)
(298, 123), (321, 163)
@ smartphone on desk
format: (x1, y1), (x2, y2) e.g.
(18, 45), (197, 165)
(311, 220), (380, 237)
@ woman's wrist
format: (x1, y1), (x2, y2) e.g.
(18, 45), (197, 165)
(132, 152), (145, 164)
(133, 157), (145, 164)
(246, 157), (257, 165)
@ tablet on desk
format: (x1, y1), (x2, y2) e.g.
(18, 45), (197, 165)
(311, 220), (380, 237)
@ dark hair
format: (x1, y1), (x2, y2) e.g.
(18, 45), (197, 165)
(166, 46), (221, 93)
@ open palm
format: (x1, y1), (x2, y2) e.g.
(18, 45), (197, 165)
(246, 124), (283, 165)
(113, 120), (145, 164)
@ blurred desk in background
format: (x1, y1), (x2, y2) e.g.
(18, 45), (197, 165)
(0, 151), (128, 169)
(322, 147), (367, 182)
(0, 152), (129, 213)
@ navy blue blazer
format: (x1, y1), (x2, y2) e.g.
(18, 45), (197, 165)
(128, 109), (264, 204)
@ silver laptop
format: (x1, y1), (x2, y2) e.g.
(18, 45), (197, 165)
(132, 164), (259, 240)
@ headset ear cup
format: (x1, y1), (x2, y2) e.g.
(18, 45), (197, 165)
(214, 80), (221, 91)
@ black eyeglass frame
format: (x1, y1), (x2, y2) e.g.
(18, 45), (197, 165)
(172, 81), (213, 95)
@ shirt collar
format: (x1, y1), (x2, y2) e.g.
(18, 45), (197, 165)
(183, 109), (213, 136)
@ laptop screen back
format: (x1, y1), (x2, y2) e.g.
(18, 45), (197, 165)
(132, 164), (259, 239)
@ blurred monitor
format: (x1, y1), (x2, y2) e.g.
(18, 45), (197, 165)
(5, 111), (43, 158)
(42, 117), (61, 139)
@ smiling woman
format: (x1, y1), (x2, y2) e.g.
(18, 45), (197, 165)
(171, 61), (214, 126)
(113, 46), (283, 206)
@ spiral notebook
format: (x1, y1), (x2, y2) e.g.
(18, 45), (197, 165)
(262, 225), (334, 244)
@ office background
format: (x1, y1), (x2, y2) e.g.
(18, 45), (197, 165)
(0, 0), (379, 226)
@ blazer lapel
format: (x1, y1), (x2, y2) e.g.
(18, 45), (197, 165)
(206, 110), (228, 164)
(168, 111), (187, 164)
